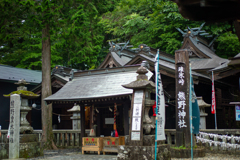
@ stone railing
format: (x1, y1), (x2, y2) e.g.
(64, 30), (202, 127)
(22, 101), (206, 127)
(1, 129), (239, 149)
(0, 129), (90, 148)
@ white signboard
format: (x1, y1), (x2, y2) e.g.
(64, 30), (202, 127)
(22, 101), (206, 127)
(132, 117), (141, 131)
(131, 90), (143, 135)
(133, 104), (142, 117)
(134, 90), (144, 103)
(131, 132), (140, 140)
(105, 118), (114, 124)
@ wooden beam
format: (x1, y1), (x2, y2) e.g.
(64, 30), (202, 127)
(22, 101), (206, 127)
(80, 105), (86, 141)
(123, 102), (129, 135)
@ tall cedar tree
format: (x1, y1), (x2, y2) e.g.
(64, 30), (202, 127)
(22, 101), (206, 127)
(41, 0), (56, 149)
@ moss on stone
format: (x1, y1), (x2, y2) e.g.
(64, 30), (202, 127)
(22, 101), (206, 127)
(4, 90), (38, 97)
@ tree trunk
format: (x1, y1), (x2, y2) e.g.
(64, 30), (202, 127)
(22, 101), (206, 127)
(41, 22), (54, 149)
(233, 20), (240, 42)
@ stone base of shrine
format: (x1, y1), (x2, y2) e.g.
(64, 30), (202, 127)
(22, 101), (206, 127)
(170, 147), (205, 158)
(117, 144), (171, 160)
(0, 134), (43, 159)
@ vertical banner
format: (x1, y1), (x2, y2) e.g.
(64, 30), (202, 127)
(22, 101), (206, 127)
(190, 76), (200, 134)
(211, 71), (217, 129)
(236, 105), (240, 121)
(211, 71), (216, 114)
(154, 50), (166, 140)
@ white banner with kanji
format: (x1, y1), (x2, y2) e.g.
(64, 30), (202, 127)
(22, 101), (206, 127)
(155, 52), (166, 140)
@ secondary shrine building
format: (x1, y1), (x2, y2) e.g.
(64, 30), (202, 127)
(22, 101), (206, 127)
(41, 24), (240, 135)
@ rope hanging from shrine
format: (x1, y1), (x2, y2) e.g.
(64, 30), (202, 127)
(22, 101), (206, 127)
(196, 132), (240, 149)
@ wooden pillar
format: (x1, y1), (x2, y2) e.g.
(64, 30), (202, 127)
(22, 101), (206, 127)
(175, 49), (190, 147)
(233, 20), (240, 42)
(114, 103), (117, 130)
(123, 102), (129, 135)
(96, 107), (101, 137)
(80, 105), (85, 139)
(89, 105), (95, 129)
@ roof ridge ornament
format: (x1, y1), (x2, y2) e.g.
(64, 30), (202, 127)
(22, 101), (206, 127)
(176, 23), (218, 51)
(52, 65), (70, 77)
(108, 41), (130, 56)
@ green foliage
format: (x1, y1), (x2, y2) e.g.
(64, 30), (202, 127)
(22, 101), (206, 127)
(216, 31), (240, 58)
(0, 0), (117, 70)
(3, 90), (39, 97)
(101, 0), (240, 57)
(171, 145), (186, 149)
(0, 0), (239, 70)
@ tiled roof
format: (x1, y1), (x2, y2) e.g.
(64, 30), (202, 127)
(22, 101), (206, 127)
(134, 54), (210, 79)
(0, 65), (42, 84)
(45, 66), (153, 101)
(190, 58), (229, 70)
(234, 53), (240, 58)
(111, 52), (130, 66)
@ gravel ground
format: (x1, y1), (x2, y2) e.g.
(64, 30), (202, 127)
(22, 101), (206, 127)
(27, 149), (117, 160)
(27, 149), (240, 160)
(172, 153), (240, 160)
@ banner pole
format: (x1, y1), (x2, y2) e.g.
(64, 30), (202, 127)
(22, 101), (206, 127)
(154, 49), (160, 160)
(189, 63), (193, 160)
(212, 71), (217, 129)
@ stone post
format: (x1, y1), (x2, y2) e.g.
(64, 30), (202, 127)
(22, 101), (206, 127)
(67, 104), (81, 130)
(9, 94), (21, 159)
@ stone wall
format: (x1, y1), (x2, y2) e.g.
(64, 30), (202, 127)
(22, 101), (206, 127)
(117, 144), (171, 160)
(198, 142), (240, 155)
(0, 134), (43, 159)
(125, 135), (164, 146)
(170, 147), (205, 158)
(0, 142), (43, 159)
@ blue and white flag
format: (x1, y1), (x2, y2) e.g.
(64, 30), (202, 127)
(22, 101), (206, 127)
(155, 50), (166, 140)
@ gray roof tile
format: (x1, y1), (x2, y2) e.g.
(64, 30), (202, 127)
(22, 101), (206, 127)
(111, 52), (131, 66)
(0, 65), (42, 84)
(45, 66), (153, 101)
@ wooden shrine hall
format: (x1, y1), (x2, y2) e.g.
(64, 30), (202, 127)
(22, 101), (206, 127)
(44, 65), (154, 138)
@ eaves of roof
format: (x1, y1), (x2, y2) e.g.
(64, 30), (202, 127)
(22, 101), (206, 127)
(31, 74), (69, 93)
(44, 65), (153, 101)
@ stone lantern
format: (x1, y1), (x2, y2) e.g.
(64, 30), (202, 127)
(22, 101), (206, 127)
(4, 79), (39, 133)
(67, 103), (81, 130)
(118, 62), (171, 160)
(122, 62), (155, 144)
(197, 97), (210, 129)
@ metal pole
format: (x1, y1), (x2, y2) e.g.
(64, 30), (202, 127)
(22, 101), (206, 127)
(154, 49), (160, 160)
(212, 71), (217, 129)
(189, 64), (193, 160)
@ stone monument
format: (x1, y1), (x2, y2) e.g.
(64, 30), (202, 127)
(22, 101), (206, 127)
(9, 94), (21, 159)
